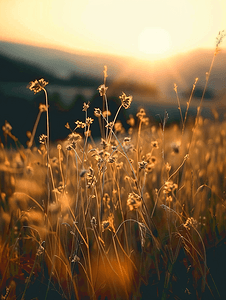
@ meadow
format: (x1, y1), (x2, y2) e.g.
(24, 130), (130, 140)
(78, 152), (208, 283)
(0, 33), (226, 300)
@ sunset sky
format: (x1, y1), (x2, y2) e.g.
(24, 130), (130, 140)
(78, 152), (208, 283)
(0, 0), (226, 61)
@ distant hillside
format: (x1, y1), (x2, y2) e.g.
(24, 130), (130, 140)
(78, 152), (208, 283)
(0, 41), (226, 145)
(0, 41), (225, 101)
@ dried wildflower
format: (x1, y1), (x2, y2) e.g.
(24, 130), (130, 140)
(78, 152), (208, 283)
(94, 108), (102, 117)
(166, 195), (173, 202)
(184, 217), (198, 230)
(146, 163), (154, 173)
(103, 110), (111, 118)
(65, 122), (70, 130)
(124, 137), (131, 143)
(27, 78), (48, 94)
(127, 115), (135, 127)
(101, 138), (109, 150)
(91, 216), (97, 227)
(39, 134), (47, 144)
(102, 213), (115, 233)
(163, 180), (178, 194)
(127, 192), (142, 211)
(136, 108), (146, 119)
(151, 141), (159, 149)
(82, 102), (90, 112)
(39, 103), (47, 112)
(98, 84), (108, 96)
(119, 92), (133, 109)
(86, 117), (94, 126)
(75, 120), (86, 128)
(114, 121), (124, 133)
(68, 132), (82, 143)
(71, 254), (80, 263)
(2, 121), (12, 133)
(108, 156), (117, 163)
(138, 160), (147, 170)
(102, 220), (110, 232)
(86, 167), (97, 188)
(36, 241), (45, 256)
(171, 142), (180, 154)
(105, 121), (114, 129)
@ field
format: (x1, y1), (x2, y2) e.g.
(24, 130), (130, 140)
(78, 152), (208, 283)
(1, 35), (226, 300)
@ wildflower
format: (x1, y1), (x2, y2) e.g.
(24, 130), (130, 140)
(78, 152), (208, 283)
(184, 217), (198, 230)
(82, 102), (90, 112)
(151, 141), (159, 149)
(102, 213), (115, 233)
(101, 138), (109, 150)
(102, 220), (110, 232)
(2, 121), (12, 133)
(119, 92), (133, 109)
(65, 122), (70, 130)
(138, 160), (147, 170)
(86, 167), (97, 188)
(71, 254), (80, 263)
(68, 132), (82, 143)
(86, 117), (94, 126)
(97, 84), (108, 96)
(39, 103), (47, 112)
(39, 134), (47, 144)
(127, 115), (135, 127)
(114, 121), (124, 133)
(27, 78), (48, 94)
(146, 163), (154, 173)
(171, 142), (180, 154)
(127, 192), (142, 211)
(94, 108), (102, 117)
(163, 180), (178, 194)
(91, 216), (97, 227)
(124, 137), (131, 143)
(103, 110), (111, 118)
(67, 132), (82, 149)
(75, 120), (85, 128)
(108, 156), (117, 163)
(105, 122), (114, 129)
(136, 108), (146, 119)
(36, 241), (45, 256)
(166, 195), (173, 202)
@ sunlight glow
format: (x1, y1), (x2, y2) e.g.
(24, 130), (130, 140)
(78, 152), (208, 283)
(138, 27), (172, 60)
(0, 0), (225, 61)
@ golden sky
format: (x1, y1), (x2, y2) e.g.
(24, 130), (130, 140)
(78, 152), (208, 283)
(0, 0), (226, 60)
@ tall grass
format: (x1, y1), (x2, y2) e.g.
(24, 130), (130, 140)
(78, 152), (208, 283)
(0, 31), (226, 299)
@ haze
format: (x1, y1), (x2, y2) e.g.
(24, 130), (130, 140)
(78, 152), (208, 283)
(0, 0), (226, 61)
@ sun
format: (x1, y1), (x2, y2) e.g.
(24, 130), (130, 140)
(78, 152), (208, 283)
(138, 27), (172, 60)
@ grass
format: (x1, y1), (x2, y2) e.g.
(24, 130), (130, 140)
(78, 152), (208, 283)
(0, 32), (226, 299)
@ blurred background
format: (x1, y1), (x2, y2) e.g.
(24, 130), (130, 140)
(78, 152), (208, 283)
(0, 0), (226, 145)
